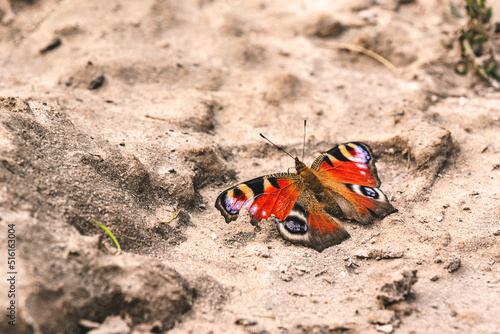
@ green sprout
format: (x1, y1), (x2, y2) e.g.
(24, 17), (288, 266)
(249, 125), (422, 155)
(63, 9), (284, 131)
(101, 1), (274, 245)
(91, 218), (121, 255)
(457, 0), (499, 88)
(247, 233), (255, 242)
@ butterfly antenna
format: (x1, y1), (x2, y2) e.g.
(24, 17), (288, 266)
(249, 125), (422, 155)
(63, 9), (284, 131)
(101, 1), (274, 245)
(302, 119), (307, 161)
(259, 133), (295, 160)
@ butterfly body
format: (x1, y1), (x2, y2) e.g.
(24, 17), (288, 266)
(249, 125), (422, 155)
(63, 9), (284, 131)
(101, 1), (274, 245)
(215, 142), (396, 251)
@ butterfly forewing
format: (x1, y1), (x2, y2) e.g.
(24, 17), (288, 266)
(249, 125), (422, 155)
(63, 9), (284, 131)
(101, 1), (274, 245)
(312, 142), (396, 224)
(215, 173), (304, 223)
(311, 142), (380, 186)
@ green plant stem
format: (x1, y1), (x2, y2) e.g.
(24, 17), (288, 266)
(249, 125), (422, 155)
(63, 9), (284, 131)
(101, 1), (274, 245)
(462, 39), (500, 89)
(91, 218), (121, 255)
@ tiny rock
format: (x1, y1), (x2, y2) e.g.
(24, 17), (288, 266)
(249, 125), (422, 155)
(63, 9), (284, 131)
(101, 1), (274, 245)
(418, 216), (428, 224)
(444, 257), (461, 273)
(295, 265), (310, 275)
(40, 38), (62, 54)
(377, 268), (418, 306)
(89, 73), (105, 90)
(235, 317), (257, 326)
(256, 247), (271, 258)
(354, 249), (370, 258)
(354, 248), (404, 260)
(375, 324), (394, 334)
(280, 274), (293, 282)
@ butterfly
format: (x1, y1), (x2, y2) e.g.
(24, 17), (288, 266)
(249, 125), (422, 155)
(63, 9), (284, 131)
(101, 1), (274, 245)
(215, 141), (396, 251)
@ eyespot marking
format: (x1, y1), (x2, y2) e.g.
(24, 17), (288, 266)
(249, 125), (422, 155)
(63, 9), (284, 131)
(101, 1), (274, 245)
(362, 186), (378, 199)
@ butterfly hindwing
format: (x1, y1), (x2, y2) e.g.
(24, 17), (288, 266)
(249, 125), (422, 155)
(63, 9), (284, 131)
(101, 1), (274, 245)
(215, 173), (304, 224)
(312, 142), (396, 224)
(275, 190), (350, 252)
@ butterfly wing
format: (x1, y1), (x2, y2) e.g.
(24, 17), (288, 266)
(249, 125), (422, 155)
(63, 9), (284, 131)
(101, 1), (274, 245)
(311, 142), (396, 224)
(275, 190), (350, 252)
(215, 173), (305, 224)
(215, 173), (350, 251)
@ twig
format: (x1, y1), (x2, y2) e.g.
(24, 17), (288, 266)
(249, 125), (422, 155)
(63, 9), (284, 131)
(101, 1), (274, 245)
(320, 41), (400, 74)
(145, 114), (169, 121)
(162, 209), (181, 224)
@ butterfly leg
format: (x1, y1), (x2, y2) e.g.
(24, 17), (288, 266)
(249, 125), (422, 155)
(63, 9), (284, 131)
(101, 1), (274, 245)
(249, 216), (261, 227)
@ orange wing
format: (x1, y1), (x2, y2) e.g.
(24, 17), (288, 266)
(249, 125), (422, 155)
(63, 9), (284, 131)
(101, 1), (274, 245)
(215, 173), (304, 223)
(311, 142), (396, 224)
(311, 142), (380, 186)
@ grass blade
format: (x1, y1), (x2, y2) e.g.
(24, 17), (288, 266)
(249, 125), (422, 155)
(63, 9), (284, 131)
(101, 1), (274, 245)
(91, 218), (121, 255)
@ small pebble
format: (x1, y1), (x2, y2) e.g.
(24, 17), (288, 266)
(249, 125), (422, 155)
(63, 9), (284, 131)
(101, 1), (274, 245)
(89, 73), (105, 90)
(444, 257), (461, 273)
(235, 317), (257, 326)
(280, 274), (293, 282)
(256, 247), (271, 258)
(295, 265), (310, 276)
(375, 324), (394, 333)
(40, 37), (62, 54)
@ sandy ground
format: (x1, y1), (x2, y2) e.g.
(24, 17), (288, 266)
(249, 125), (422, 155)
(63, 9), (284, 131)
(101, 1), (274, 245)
(1, 0), (500, 333)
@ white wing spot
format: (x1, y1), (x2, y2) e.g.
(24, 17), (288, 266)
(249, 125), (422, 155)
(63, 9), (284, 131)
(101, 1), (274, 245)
(349, 146), (369, 163)
(356, 163), (368, 169)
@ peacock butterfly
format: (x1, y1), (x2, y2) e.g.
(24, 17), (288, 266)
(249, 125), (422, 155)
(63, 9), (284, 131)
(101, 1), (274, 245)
(215, 136), (396, 251)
